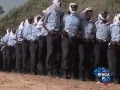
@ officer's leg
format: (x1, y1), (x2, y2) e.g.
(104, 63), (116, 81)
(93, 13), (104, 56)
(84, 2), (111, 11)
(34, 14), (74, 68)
(85, 42), (94, 81)
(11, 47), (16, 72)
(22, 41), (29, 73)
(62, 36), (71, 79)
(2, 47), (6, 71)
(46, 35), (54, 75)
(38, 37), (47, 75)
(79, 42), (86, 81)
(15, 43), (22, 73)
(30, 41), (38, 75)
(88, 43), (95, 81)
(99, 42), (108, 68)
(6, 46), (12, 72)
(116, 46), (120, 84)
(108, 45), (117, 83)
(0, 49), (2, 71)
(72, 39), (79, 79)
(54, 35), (62, 77)
(94, 42), (100, 68)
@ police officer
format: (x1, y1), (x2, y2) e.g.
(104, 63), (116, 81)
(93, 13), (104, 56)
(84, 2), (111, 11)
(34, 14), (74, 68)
(79, 7), (95, 81)
(62, 3), (80, 79)
(15, 21), (25, 73)
(36, 16), (48, 75)
(5, 29), (16, 72)
(21, 18), (32, 73)
(41, 0), (63, 76)
(28, 16), (41, 75)
(94, 11), (110, 68)
(108, 14), (120, 84)
(2, 29), (11, 71)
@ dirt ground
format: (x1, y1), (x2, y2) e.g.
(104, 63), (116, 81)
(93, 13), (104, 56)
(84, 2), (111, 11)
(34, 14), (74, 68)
(0, 72), (120, 90)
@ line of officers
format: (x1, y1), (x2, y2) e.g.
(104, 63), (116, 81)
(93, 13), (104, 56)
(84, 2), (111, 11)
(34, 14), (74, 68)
(0, 2), (120, 84)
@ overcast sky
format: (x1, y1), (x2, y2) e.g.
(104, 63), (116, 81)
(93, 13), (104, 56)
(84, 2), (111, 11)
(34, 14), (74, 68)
(0, 0), (28, 15)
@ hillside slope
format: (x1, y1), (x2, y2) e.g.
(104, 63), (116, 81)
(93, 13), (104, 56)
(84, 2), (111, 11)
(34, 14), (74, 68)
(0, 0), (120, 34)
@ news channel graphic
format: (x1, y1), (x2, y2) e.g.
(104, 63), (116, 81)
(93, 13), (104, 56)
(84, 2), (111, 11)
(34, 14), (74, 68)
(93, 67), (113, 85)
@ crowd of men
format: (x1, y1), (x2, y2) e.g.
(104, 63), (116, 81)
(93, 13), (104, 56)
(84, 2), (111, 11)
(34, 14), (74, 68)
(0, 0), (120, 84)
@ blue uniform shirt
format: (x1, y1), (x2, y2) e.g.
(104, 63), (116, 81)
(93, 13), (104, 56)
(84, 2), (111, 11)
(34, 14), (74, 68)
(6, 34), (16, 46)
(95, 21), (110, 42)
(63, 13), (81, 37)
(110, 23), (120, 42)
(16, 28), (24, 41)
(22, 24), (37, 41)
(80, 17), (95, 40)
(41, 10), (63, 31)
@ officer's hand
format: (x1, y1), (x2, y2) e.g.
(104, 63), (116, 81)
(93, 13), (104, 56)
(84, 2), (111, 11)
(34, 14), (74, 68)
(62, 30), (68, 37)
(22, 37), (27, 41)
(91, 35), (96, 40)
(48, 31), (54, 36)
(77, 31), (82, 39)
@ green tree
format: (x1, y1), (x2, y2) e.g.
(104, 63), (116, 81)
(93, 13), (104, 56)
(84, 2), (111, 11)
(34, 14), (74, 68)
(0, 5), (4, 15)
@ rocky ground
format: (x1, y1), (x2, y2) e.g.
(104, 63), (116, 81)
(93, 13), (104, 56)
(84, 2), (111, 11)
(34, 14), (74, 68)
(0, 72), (120, 90)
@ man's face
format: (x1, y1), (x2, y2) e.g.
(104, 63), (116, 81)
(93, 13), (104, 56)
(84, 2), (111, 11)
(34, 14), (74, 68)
(101, 12), (108, 19)
(119, 17), (120, 21)
(28, 18), (33, 24)
(71, 5), (78, 11)
(37, 17), (41, 22)
(23, 21), (25, 26)
(85, 10), (93, 18)
(12, 29), (16, 34)
(59, 2), (62, 7)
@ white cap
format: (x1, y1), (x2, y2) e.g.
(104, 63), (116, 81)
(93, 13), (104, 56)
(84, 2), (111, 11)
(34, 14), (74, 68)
(83, 7), (93, 13)
(69, 3), (78, 6)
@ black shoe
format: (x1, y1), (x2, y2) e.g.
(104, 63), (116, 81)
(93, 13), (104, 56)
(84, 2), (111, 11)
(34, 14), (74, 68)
(66, 74), (71, 79)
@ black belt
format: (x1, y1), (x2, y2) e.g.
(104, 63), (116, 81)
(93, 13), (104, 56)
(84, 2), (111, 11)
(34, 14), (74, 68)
(96, 39), (108, 43)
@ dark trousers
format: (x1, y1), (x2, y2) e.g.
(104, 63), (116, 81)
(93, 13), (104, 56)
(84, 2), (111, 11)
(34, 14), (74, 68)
(79, 40), (94, 80)
(46, 32), (62, 74)
(29, 40), (38, 74)
(22, 41), (30, 73)
(38, 36), (47, 75)
(62, 36), (77, 71)
(108, 45), (120, 82)
(15, 42), (22, 72)
(62, 36), (79, 78)
(94, 41), (108, 68)
(0, 47), (2, 70)
(6, 46), (15, 72)
(2, 47), (7, 71)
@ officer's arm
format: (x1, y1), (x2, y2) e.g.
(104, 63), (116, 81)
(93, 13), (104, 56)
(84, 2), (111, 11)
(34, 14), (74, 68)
(77, 19), (82, 38)
(41, 14), (50, 32)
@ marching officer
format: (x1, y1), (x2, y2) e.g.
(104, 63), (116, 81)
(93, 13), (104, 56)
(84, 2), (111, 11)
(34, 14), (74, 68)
(2, 29), (11, 71)
(79, 7), (95, 81)
(15, 21), (25, 73)
(41, 0), (63, 76)
(4, 29), (16, 72)
(29, 15), (41, 75)
(21, 18), (32, 73)
(62, 3), (81, 79)
(108, 14), (120, 84)
(94, 11), (110, 68)
(36, 16), (48, 75)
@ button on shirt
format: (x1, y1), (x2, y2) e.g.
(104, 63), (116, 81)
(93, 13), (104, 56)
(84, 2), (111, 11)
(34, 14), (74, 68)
(41, 10), (63, 31)
(80, 18), (95, 40)
(95, 21), (110, 42)
(110, 23), (120, 42)
(63, 13), (81, 37)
